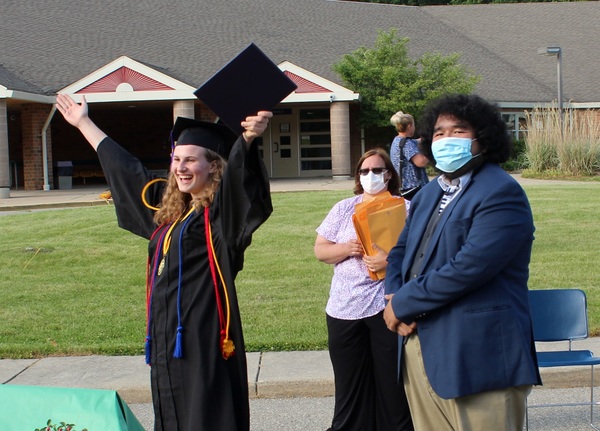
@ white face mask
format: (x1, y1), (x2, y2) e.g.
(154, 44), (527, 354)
(360, 171), (387, 195)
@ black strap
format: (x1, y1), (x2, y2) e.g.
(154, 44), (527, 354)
(398, 137), (408, 161)
(397, 137), (408, 190)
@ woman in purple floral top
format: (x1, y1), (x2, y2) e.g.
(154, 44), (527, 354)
(315, 149), (413, 431)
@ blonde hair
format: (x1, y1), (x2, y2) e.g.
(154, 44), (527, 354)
(153, 148), (225, 225)
(390, 111), (415, 133)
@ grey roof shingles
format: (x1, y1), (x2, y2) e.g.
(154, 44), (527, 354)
(0, 0), (597, 105)
(0, 65), (42, 93)
(423, 2), (600, 104)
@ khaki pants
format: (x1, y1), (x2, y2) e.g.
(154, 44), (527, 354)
(402, 333), (532, 431)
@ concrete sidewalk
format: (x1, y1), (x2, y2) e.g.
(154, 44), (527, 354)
(0, 351), (334, 404)
(0, 173), (587, 212)
(0, 178), (355, 212)
(3, 339), (600, 406)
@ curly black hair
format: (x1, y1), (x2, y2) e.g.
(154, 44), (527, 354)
(417, 94), (512, 164)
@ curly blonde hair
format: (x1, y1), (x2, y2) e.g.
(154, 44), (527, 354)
(153, 148), (226, 225)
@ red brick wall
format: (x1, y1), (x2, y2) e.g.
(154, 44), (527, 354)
(22, 104), (53, 190)
(196, 104), (218, 122)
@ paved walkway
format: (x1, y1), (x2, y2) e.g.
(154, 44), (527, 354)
(3, 340), (600, 405)
(0, 173), (591, 212)
(0, 178), (355, 211)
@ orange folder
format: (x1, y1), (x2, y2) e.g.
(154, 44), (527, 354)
(352, 192), (406, 280)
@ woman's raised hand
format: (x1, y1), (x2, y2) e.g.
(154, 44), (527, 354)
(55, 94), (107, 151)
(241, 111), (273, 143)
(56, 94), (88, 128)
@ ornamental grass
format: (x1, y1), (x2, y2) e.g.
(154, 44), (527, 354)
(524, 106), (600, 178)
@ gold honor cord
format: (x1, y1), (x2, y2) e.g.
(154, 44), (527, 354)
(157, 207), (195, 276)
(207, 213), (234, 359)
(141, 177), (186, 277)
(141, 178), (169, 211)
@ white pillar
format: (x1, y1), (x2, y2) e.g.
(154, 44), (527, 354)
(173, 100), (195, 122)
(330, 101), (351, 179)
(0, 100), (10, 198)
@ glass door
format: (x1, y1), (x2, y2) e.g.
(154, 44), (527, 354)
(270, 113), (299, 178)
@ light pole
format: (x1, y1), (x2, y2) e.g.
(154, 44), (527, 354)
(537, 46), (563, 129)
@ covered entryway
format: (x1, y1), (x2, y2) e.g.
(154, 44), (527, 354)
(1, 58), (360, 192)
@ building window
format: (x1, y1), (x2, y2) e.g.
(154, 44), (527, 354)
(502, 113), (527, 140)
(299, 108), (331, 173)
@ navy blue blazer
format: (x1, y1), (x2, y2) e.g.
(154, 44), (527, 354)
(386, 163), (542, 399)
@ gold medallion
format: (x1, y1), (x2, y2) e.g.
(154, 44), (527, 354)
(158, 257), (165, 276)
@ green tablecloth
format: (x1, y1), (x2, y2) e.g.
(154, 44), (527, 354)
(0, 385), (145, 430)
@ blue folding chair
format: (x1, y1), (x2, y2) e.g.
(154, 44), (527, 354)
(527, 288), (600, 430)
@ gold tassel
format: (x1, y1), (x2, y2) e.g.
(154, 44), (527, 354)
(222, 338), (235, 359)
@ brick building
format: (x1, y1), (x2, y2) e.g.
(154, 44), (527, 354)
(1, 0), (598, 196)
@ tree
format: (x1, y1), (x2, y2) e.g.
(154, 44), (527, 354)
(332, 29), (480, 127)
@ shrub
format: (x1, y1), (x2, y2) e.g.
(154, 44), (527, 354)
(502, 138), (528, 172)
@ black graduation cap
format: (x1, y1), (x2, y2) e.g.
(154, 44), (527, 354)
(194, 43), (297, 135)
(170, 117), (237, 160)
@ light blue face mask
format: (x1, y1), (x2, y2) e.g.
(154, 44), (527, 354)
(431, 137), (476, 173)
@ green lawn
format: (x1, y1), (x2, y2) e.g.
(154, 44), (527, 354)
(0, 183), (598, 358)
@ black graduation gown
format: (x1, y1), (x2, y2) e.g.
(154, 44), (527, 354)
(97, 136), (272, 431)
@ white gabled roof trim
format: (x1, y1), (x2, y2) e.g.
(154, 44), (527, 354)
(278, 61), (360, 103)
(54, 57), (361, 105)
(59, 56), (195, 96)
(2, 89), (55, 103)
(62, 90), (198, 104)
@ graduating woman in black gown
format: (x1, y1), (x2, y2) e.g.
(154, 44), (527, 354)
(56, 94), (273, 431)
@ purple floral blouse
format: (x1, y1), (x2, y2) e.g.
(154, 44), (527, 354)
(316, 195), (386, 320)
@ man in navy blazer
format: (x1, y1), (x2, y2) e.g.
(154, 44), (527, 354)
(384, 94), (541, 430)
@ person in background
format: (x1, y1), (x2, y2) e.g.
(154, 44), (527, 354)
(384, 94), (540, 431)
(389, 111), (429, 205)
(315, 148), (413, 431)
(56, 93), (273, 431)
